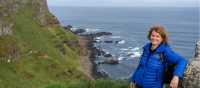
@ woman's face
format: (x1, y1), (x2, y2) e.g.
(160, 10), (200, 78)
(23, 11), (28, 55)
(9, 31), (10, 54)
(150, 30), (163, 46)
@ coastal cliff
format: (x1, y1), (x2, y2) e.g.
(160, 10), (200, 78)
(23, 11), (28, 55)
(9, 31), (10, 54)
(0, 0), (128, 88)
(0, 0), (90, 88)
(0, 0), (199, 88)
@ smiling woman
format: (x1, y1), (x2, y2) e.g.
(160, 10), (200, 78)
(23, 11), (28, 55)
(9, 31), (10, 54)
(148, 25), (167, 50)
(130, 25), (188, 88)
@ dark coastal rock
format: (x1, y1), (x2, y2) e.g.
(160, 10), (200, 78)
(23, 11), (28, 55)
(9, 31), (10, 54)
(115, 40), (120, 44)
(73, 28), (86, 34)
(94, 32), (112, 37)
(104, 53), (112, 57)
(115, 40), (126, 44)
(102, 58), (119, 64)
(80, 32), (112, 38)
(88, 45), (106, 58)
(96, 67), (109, 78)
(81, 31), (116, 78)
(63, 25), (75, 34)
(63, 26), (87, 34)
(90, 48), (100, 58)
(87, 46), (110, 78)
(63, 25), (72, 31)
(79, 31), (112, 44)
(64, 25), (73, 29)
(93, 39), (102, 43)
(104, 40), (113, 43)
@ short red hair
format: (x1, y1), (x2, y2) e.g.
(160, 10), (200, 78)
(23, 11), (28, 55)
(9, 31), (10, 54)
(147, 25), (168, 44)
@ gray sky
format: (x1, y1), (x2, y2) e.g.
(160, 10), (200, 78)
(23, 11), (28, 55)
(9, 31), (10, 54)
(47, 0), (199, 7)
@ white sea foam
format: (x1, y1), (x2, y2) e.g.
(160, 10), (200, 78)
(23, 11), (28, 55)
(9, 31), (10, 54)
(132, 47), (140, 51)
(128, 51), (141, 58)
(118, 56), (126, 61)
(117, 40), (126, 44)
(120, 46), (142, 58)
(129, 55), (136, 58)
(120, 48), (128, 51)
(85, 28), (100, 32)
(70, 27), (78, 31)
(110, 36), (121, 39)
(133, 51), (141, 57)
(71, 27), (101, 33)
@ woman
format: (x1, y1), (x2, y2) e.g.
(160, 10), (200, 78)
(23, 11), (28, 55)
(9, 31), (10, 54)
(130, 25), (188, 88)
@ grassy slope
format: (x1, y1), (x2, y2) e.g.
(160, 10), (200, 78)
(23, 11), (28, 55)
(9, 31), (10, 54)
(0, 3), (129, 88)
(0, 4), (85, 88)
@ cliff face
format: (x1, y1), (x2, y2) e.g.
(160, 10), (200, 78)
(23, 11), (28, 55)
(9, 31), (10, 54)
(0, 0), (57, 60)
(0, 0), (48, 28)
(0, 0), (87, 88)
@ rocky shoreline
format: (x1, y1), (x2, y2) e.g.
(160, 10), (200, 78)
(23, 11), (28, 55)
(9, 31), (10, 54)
(77, 29), (115, 79)
(64, 25), (122, 79)
(64, 25), (200, 87)
(64, 25), (118, 79)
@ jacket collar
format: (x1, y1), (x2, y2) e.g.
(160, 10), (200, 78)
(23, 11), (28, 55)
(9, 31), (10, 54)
(144, 42), (167, 53)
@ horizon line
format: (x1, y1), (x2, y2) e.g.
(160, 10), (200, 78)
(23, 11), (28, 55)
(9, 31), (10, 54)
(48, 5), (199, 8)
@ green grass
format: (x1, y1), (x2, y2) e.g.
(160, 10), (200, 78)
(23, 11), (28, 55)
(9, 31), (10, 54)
(0, 2), (129, 88)
(0, 35), (18, 58)
(45, 80), (129, 88)
(0, 3), (86, 88)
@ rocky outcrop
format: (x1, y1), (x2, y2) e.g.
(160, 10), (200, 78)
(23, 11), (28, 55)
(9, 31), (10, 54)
(183, 40), (200, 88)
(100, 57), (119, 64)
(31, 0), (49, 26)
(0, 0), (51, 36)
(0, 23), (13, 36)
(0, 0), (56, 62)
(0, 0), (15, 36)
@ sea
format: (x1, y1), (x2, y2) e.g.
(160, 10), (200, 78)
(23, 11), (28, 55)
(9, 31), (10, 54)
(48, 6), (199, 79)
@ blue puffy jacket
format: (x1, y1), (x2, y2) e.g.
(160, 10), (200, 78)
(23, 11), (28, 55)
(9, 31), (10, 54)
(131, 43), (188, 88)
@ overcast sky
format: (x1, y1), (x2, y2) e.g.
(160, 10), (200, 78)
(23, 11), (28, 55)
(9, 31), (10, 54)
(47, 0), (199, 7)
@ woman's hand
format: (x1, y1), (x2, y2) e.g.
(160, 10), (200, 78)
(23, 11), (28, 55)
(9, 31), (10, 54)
(170, 76), (179, 88)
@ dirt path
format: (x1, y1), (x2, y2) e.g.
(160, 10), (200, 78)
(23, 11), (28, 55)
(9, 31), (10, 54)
(78, 36), (94, 80)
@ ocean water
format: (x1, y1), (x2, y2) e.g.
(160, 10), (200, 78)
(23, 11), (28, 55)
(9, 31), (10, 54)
(48, 6), (199, 79)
